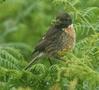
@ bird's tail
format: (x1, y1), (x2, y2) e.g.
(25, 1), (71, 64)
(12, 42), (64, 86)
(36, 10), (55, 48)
(24, 51), (43, 70)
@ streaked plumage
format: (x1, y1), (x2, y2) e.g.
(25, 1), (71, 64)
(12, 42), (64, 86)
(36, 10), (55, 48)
(24, 12), (76, 70)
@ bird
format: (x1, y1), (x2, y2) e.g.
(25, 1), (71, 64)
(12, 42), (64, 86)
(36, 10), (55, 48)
(24, 12), (76, 70)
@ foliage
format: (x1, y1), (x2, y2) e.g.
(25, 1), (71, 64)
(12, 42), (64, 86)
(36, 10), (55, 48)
(0, 0), (99, 90)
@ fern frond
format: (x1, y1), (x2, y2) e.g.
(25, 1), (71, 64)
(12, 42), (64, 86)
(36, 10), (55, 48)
(0, 43), (32, 60)
(0, 46), (26, 70)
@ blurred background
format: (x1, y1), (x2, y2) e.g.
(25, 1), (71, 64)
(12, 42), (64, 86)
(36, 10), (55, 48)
(0, 0), (60, 46)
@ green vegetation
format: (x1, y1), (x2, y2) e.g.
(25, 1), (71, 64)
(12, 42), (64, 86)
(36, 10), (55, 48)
(0, 0), (99, 90)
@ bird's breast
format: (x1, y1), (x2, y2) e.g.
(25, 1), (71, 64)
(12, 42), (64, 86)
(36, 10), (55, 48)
(65, 24), (76, 49)
(57, 25), (76, 56)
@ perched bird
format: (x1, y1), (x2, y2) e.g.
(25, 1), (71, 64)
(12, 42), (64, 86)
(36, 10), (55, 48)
(24, 12), (76, 70)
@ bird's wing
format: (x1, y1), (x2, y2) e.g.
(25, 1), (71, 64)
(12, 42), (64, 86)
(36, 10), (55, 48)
(34, 27), (62, 52)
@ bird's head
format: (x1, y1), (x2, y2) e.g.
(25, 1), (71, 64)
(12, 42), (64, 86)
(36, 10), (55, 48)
(54, 12), (72, 29)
